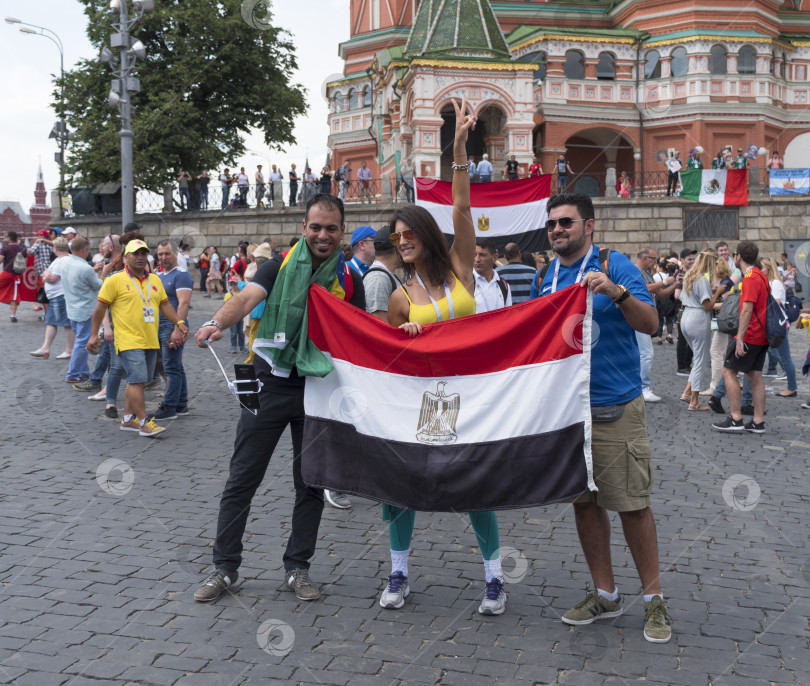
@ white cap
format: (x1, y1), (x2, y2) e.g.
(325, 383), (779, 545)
(63, 227), (77, 235)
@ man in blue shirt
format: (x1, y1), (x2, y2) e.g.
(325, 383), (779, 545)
(534, 193), (671, 644)
(153, 240), (194, 420)
(349, 226), (376, 276)
(476, 154), (493, 182)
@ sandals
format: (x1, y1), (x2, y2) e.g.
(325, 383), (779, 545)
(666, 336), (674, 344)
(29, 349), (49, 358)
(688, 403), (710, 411)
(680, 393), (691, 402)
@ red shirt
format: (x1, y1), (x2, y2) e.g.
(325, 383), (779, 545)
(740, 266), (769, 345)
(529, 164), (543, 177)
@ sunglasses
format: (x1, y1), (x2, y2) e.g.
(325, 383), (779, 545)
(545, 217), (586, 231)
(389, 228), (415, 244)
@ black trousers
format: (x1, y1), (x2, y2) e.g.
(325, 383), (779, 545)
(667, 171), (679, 196)
(676, 324), (694, 370)
(213, 375), (324, 573)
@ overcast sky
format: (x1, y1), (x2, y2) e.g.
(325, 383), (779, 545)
(0, 0), (349, 210)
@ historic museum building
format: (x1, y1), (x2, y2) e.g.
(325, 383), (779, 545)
(326, 0), (810, 195)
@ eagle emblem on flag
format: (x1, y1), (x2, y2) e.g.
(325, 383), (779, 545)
(477, 214), (490, 232)
(416, 381), (460, 444)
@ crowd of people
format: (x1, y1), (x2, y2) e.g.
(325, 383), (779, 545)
(4, 97), (809, 649)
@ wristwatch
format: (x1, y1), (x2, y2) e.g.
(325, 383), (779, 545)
(611, 285), (631, 304)
(202, 319), (223, 332)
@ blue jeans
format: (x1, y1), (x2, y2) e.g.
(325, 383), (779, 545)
(635, 330), (653, 388)
(199, 186), (208, 209)
(230, 324), (245, 352)
(89, 339), (111, 384)
(770, 337), (797, 391)
(179, 188), (190, 209)
(478, 175), (491, 183)
(159, 327), (188, 411)
(713, 374), (753, 406)
(221, 186), (229, 209)
(67, 318), (92, 380)
(558, 175), (568, 193)
(106, 347), (124, 405)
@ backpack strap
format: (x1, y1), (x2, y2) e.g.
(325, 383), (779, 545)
(363, 266), (397, 291)
(496, 276), (509, 302)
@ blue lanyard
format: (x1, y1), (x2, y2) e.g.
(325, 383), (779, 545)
(127, 270), (151, 304)
(551, 245), (593, 293)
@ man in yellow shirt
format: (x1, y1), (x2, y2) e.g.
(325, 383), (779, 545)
(87, 240), (189, 436)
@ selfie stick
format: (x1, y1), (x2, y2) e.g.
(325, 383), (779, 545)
(205, 341), (263, 415)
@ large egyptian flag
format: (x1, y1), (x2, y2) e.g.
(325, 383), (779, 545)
(301, 283), (595, 512)
(415, 175), (552, 254)
(679, 169), (748, 206)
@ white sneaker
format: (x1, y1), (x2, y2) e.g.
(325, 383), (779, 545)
(642, 387), (661, 403)
(380, 572), (409, 609)
(478, 578), (507, 616)
(324, 489), (351, 509)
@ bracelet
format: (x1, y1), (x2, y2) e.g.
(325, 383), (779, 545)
(175, 320), (185, 326)
(451, 162), (469, 171)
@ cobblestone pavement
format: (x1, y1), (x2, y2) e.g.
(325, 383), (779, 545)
(1, 295), (808, 686)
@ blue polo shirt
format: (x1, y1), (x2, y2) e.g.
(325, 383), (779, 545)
(158, 267), (194, 333)
(535, 245), (653, 407)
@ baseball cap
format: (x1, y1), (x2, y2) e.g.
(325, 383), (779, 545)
(63, 227), (77, 235)
(252, 243), (273, 261)
(123, 239), (150, 255)
(679, 248), (697, 259)
(123, 222), (142, 232)
(351, 226), (375, 246)
(228, 275), (239, 283)
(37, 229), (49, 237)
(373, 227), (395, 251)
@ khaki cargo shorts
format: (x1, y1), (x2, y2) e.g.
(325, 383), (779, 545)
(573, 394), (653, 512)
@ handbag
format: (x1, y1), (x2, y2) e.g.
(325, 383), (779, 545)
(36, 287), (49, 305)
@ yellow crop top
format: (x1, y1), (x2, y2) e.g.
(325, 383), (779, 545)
(401, 273), (476, 325)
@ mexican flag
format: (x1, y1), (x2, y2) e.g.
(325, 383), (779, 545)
(679, 169), (748, 206)
(301, 283), (596, 512)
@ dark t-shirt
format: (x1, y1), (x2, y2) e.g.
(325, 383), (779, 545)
(250, 252), (366, 382)
(506, 160), (519, 176)
(199, 176), (210, 189)
(0, 244), (27, 273)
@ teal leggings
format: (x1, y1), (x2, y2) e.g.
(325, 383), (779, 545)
(383, 505), (500, 559)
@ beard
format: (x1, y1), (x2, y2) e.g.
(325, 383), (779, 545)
(552, 231), (588, 258)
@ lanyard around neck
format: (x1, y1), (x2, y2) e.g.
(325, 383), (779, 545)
(551, 244), (594, 294)
(414, 270), (454, 322)
(127, 270), (150, 304)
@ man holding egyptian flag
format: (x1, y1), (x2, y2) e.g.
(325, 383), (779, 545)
(193, 194), (365, 603)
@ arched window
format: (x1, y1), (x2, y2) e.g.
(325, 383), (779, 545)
(348, 88), (358, 110)
(710, 45), (727, 74)
(334, 91), (344, 113)
(564, 50), (584, 79)
(596, 52), (615, 80)
(670, 46), (688, 77)
(517, 50), (547, 83)
(644, 50), (661, 79)
(737, 45), (756, 74)
(363, 86), (372, 106)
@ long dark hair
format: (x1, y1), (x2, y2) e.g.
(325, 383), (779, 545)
(389, 205), (453, 288)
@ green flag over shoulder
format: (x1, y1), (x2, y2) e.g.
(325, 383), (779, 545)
(252, 240), (350, 378)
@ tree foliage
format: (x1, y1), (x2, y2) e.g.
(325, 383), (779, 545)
(59, 0), (307, 191)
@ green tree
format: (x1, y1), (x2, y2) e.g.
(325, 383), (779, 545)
(58, 0), (307, 192)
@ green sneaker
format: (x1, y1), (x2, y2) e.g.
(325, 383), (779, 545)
(561, 591), (623, 625)
(643, 596), (672, 643)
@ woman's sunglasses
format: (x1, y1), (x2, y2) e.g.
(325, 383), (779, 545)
(545, 217), (586, 231)
(389, 228), (415, 244)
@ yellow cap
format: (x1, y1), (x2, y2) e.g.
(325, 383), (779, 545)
(124, 239), (149, 255)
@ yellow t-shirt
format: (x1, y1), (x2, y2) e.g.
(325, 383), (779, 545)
(98, 269), (168, 352)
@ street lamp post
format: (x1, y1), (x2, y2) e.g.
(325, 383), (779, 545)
(5, 17), (68, 217)
(101, 0), (155, 230)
